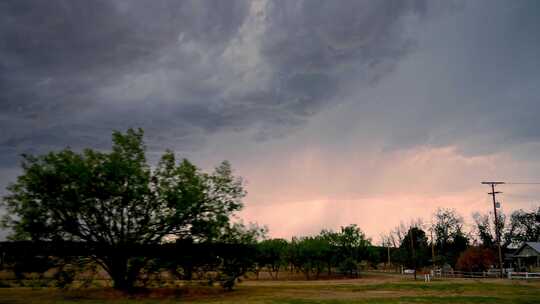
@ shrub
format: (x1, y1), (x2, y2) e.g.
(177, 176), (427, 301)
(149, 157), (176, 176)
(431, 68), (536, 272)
(456, 247), (496, 272)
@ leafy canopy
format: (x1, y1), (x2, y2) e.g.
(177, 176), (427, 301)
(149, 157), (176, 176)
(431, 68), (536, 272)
(2, 128), (245, 244)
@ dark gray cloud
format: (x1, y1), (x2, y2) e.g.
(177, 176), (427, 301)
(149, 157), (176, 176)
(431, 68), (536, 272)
(369, 1), (540, 155)
(0, 0), (250, 153)
(0, 0), (429, 167)
(1, 0), (540, 185)
(2, 0), (540, 241)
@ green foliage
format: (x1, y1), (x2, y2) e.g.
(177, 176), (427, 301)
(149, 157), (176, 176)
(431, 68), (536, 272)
(217, 246), (256, 291)
(216, 222), (267, 245)
(508, 207), (540, 244)
(1, 128), (246, 291)
(337, 257), (358, 276)
(288, 236), (329, 279)
(393, 227), (430, 269)
(365, 246), (386, 267)
(321, 224), (371, 276)
(322, 224), (371, 258)
(257, 238), (288, 279)
(215, 222), (266, 290)
(286, 225), (372, 279)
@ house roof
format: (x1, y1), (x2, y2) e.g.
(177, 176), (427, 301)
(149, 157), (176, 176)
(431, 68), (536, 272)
(514, 242), (540, 257)
(527, 242), (540, 252)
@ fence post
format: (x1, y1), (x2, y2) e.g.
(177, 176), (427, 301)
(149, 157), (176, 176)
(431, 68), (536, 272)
(526, 272), (528, 279)
(507, 271), (511, 280)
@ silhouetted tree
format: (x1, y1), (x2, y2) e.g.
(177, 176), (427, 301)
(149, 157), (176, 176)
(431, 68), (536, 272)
(508, 207), (540, 244)
(288, 236), (330, 280)
(433, 208), (468, 266)
(321, 224), (371, 276)
(1, 129), (245, 291)
(214, 222), (266, 290)
(472, 211), (509, 249)
(393, 227), (430, 269)
(257, 238), (288, 279)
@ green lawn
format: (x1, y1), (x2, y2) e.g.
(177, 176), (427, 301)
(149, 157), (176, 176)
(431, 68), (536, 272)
(0, 275), (538, 304)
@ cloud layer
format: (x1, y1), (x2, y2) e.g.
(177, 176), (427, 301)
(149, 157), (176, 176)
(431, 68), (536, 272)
(0, 1), (430, 159)
(2, 1), (540, 240)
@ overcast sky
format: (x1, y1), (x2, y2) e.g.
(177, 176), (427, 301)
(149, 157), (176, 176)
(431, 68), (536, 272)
(1, 0), (540, 241)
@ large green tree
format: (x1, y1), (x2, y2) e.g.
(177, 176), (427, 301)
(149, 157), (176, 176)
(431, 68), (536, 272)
(1, 129), (245, 290)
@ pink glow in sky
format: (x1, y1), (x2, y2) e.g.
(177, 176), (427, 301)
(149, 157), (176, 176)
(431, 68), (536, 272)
(234, 145), (540, 242)
(1, 1), (540, 241)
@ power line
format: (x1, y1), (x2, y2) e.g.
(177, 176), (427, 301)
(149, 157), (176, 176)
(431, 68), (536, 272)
(503, 193), (540, 199)
(480, 181), (540, 185)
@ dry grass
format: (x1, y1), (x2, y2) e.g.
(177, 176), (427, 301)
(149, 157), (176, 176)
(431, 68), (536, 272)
(0, 272), (539, 304)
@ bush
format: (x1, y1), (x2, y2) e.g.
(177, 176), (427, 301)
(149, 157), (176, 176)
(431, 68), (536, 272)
(456, 247), (496, 272)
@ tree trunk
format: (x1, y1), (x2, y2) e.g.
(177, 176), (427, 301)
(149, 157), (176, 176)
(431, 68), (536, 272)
(302, 267), (310, 280)
(327, 261), (332, 276)
(102, 255), (145, 292)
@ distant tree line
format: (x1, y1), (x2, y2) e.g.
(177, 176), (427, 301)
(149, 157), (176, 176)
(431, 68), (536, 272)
(380, 206), (540, 272)
(0, 224), (379, 288)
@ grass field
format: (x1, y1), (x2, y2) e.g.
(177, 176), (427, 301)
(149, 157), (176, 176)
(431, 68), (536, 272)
(0, 273), (539, 304)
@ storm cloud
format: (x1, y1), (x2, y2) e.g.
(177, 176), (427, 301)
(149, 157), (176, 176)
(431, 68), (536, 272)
(1, 1), (540, 240)
(0, 0), (431, 161)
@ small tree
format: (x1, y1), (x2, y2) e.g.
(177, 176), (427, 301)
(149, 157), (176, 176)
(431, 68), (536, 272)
(473, 211), (510, 249)
(288, 236), (329, 280)
(321, 224), (371, 277)
(257, 238), (288, 279)
(1, 129), (246, 291)
(394, 227), (430, 269)
(215, 222), (266, 290)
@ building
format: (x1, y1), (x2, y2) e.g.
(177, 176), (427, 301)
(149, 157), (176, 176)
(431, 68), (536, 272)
(512, 242), (540, 272)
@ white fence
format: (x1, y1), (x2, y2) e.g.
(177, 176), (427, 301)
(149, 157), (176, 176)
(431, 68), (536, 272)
(507, 271), (540, 280)
(432, 269), (540, 280)
(433, 269), (501, 279)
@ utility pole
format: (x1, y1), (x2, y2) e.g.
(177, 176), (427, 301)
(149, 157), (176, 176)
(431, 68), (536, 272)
(481, 181), (505, 278)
